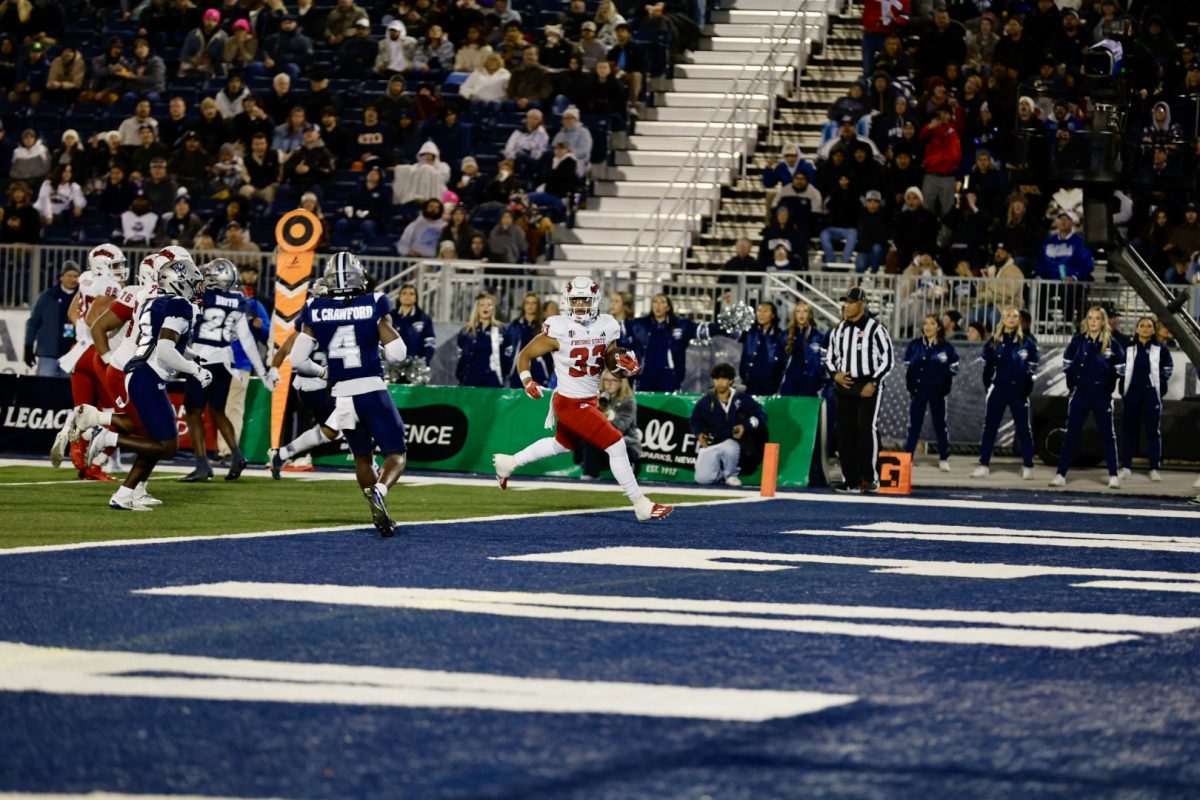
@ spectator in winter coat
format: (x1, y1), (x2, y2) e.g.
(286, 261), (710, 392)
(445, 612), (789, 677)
(993, 193), (1044, 274)
(738, 302), (787, 396)
(119, 193), (158, 246)
(338, 18), (379, 76)
(238, 133), (282, 202)
(1036, 209), (1093, 325)
(542, 142), (580, 199)
(780, 301), (826, 397)
(861, 0), (910, 76)
(413, 24), (455, 73)
(396, 198), (447, 257)
(886, 146), (923, 208)
(130, 125), (170, 180)
(324, 0), (367, 46)
(454, 25), (493, 72)
(577, 22), (607, 71)
(762, 142), (815, 220)
(392, 140), (451, 206)
(691, 362), (768, 486)
(775, 169), (824, 220)
(0, 181), (41, 244)
(550, 106), (592, 178)
(821, 174), (859, 266)
(892, 186), (940, 269)
(278, 124), (334, 200)
(156, 194), (204, 248)
(262, 16), (313, 80)
(856, 189), (890, 273)
(24, 261), (79, 377)
(826, 83), (870, 125)
(376, 20), (415, 75)
(44, 44), (86, 105)
(428, 106), (472, 173)
(456, 293), (505, 387)
(919, 107), (962, 219)
(488, 210), (528, 263)
(390, 284), (437, 367)
(459, 52), (510, 105)
(507, 46), (555, 109)
(818, 118), (882, 163)
(33, 164), (86, 227)
(9, 129), (52, 185)
(975, 243), (1025, 325)
(98, 164), (138, 219)
(224, 19), (258, 70)
(916, 9), (966, 79)
(758, 205), (810, 269)
(180, 8), (227, 76)
(502, 292), (552, 386)
(335, 166), (392, 244)
(214, 75), (250, 120)
(503, 109), (550, 183)
(117, 39), (166, 102)
(994, 16), (1038, 80)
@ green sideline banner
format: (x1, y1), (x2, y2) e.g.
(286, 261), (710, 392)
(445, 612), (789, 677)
(245, 386), (821, 487)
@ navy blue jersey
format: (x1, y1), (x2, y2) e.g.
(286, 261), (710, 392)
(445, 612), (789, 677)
(126, 295), (196, 380)
(192, 288), (247, 349)
(302, 291), (393, 385)
(1063, 333), (1124, 394)
(981, 332), (1039, 391)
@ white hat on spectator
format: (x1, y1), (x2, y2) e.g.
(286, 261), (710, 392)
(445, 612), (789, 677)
(418, 140), (441, 159)
(1058, 209), (1079, 225)
(62, 129), (80, 144)
(355, 17), (371, 28)
(461, 155), (478, 170)
(562, 106), (580, 119)
(904, 186), (924, 204)
(387, 20), (406, 33)
(782, 142), (800, 157)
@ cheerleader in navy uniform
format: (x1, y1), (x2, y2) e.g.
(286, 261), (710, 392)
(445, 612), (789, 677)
(503, 291), (553, 387)
(390, 284), (437, 367)
(738, 302), (787, 396)
(779, 301), (826, 396)
(1052, 306), (1126, 488)
(1118, 315), (1173, 482)
(972, 306), (1039, 479)
(455, 293), (506, 388)
(628, 293), (714, 392)
(904, 315), (959, 471)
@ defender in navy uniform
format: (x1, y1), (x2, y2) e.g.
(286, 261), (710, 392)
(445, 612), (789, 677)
(71, 259), (211, 510)
(267, 276), (342, 478)
(904, 314), (959, 470)
(291, 252), (411, 537)
(972, 306), (1039, 480)
(1053, 306), (1126, 489)
(179, 258), (276, 482)
(1119, 315), (1173, 482)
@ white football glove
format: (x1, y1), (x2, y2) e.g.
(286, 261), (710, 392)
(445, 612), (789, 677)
(267, 366), (281, 386)
(195, 367), (213, 388)
(260, 369), (278, 391)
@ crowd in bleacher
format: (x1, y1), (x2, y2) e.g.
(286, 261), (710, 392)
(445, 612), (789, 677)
(735, 0), (1200, 334)
(0, 0), (691, 260)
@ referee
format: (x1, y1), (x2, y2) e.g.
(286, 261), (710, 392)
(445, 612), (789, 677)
(825, 286), (894, 493)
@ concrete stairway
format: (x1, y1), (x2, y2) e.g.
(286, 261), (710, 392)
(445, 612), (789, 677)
(548, 0), (828, 269)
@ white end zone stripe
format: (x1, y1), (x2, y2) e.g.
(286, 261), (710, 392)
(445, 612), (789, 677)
(0, 642), (856, 723)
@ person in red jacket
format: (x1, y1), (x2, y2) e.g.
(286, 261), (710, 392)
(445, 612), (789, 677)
(862, 0), (910, 77)
(919, 106), (962, 220)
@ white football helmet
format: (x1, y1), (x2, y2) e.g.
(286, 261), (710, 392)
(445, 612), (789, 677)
(157, 245), (193, 264)
(202, 258), (240, 291)
(138, 253), (168, 288)
(562, 275), (602, 324)
(87, 244), (128, 282)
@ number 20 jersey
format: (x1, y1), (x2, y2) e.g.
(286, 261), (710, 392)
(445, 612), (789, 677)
(545, 313), (621, 399)
(301, 291), (393, 394)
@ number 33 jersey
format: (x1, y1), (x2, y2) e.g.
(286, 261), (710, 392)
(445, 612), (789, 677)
(544, 313), (621, 399)
(301, 291), (394, 395)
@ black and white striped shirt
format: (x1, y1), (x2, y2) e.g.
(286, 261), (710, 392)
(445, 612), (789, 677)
(824, 314), (894, 381)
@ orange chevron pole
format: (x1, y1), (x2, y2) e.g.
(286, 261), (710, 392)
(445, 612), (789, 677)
(270, 209), (322, 448)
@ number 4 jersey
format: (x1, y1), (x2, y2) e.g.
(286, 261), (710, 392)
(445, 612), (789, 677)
(545, 313), (621, 399)
(301, 291), (394, 396)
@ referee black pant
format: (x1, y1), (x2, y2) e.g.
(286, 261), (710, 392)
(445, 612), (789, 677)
(834, 385), (881, 488)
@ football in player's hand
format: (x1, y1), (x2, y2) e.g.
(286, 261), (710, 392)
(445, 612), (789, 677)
(605, 346), (629, 373)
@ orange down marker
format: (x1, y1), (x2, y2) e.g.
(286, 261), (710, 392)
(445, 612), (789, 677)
(759, 443), (780, 497)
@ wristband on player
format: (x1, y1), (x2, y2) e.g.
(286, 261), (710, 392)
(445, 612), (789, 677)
(519, 370), (533, 384)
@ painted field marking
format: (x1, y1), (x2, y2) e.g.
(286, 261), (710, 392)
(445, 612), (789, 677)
(493, 546), (1200, 593)
(0, 642), (855, 723)
(135, 582), (1199, 649)
(1074, 580), (1200, 593)
(779, 522), (1200, 553)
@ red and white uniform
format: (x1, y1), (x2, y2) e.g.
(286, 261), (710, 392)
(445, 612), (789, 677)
(544, 313), (623, 450)
(103, 284), (158, 426)
(60, 269), (121, 406)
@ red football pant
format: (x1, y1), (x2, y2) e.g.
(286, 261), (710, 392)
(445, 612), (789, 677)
(552, 394), (623, 451)
(70, 347), (113, 409)
(105, 364), (143, 434)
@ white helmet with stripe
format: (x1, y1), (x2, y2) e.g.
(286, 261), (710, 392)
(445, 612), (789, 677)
(87, 243), (128, 282)
(562, 275), (602, 324)
(138, 253), (169, 287)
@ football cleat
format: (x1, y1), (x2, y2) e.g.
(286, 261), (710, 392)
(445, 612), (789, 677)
(69, 439), (87, 473)
(133, 485), (162, 506)
(634, 500), (673, 521)
(84, 426), (109, 466)
(1049, 474), (1067, 488)
(225, 455), (248, 481)
(178, 465), (214, 482)
(50, 409), (75, 468)
(493, 453), (516, 490)
(364, 486), (397, 538)
(109, 492), (152, 511)
(85, 465), (118, 482)
(268, 448), (284, 480)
